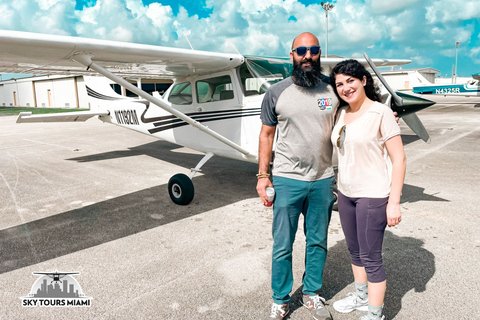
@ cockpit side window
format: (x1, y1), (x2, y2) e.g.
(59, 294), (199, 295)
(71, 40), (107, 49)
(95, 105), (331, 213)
(196, 75), (234, 103)
(238, 63), (260, 97)
(168, 82), (192, 105)
(240, 57), (293, 95)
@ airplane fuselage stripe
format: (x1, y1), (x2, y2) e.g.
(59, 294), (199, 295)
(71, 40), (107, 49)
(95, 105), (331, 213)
(86, 86), (125, 100)
(148, 112), (261, 134)
(141, 107), (261, 123)
(152, 109), (260, 127)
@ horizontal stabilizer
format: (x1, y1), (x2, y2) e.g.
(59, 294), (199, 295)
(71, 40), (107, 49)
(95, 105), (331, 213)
(402, 113), (431, 143)
(16, 111), (109, 123)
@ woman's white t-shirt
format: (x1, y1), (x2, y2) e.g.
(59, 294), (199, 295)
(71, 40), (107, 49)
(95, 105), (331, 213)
(331, 102), (401, 198)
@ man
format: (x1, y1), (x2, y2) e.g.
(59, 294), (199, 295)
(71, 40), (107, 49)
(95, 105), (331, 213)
(257, 32), (339, 320)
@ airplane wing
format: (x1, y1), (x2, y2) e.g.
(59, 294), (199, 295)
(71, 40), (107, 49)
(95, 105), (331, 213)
(246, 56), (411, 76)
(17, 111), (110, 123)
(0, 30), (254, 159)
(322, 57), (411, 71)
(0, 30), (244, 79)
(33, 272), (79, 275)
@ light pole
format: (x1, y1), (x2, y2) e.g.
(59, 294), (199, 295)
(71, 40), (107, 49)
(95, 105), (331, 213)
(454, 41), (459, 84)
(321, 2), (335, 58)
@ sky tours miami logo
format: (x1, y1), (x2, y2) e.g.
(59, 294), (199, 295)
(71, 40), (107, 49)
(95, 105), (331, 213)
(21, 271), (92, 307)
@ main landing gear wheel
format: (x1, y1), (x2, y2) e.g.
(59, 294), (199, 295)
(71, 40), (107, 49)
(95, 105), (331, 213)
(168, 174), (194, 205)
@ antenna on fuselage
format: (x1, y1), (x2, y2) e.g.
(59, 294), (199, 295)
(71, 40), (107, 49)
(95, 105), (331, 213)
(182, 30), (194, 50)
(227, 41), (242, 55)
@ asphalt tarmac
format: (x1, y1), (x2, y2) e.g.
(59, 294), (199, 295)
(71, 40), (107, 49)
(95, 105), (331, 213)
(1, 97), (479, 319)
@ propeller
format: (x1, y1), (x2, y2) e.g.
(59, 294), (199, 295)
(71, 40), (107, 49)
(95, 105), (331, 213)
(363, 52), (434, 143)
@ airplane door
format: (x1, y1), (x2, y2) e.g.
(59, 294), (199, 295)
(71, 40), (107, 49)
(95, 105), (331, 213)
(193, 73), (242, 152)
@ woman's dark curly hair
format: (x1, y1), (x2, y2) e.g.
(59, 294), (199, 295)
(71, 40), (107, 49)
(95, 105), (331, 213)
(329, 59), (382, 103)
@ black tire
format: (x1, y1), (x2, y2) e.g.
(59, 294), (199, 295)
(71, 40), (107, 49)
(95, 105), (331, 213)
(168, 174), (194, 205)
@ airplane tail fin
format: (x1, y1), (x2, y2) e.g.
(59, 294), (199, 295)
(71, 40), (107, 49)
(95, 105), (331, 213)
(407, 71), (433, 87)
(16, 76), (125, 123)
(83, 76), (132, 112)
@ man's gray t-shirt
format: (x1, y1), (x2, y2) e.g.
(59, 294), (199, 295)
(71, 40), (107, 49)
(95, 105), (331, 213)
(261, 77), (339, 181)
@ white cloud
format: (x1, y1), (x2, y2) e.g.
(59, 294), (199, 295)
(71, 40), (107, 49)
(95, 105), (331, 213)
(411, 55), (433, 67)
(0, 4), (18, 30)
(0, 0), (479, 75)
(426, 0), (480, 23)
(470, 47), (480, 64)
(125, 0), (146, 19)
(367, 0), (422, 15)
(440, 48), (455, 58)
(35, 0), (63, 10)
(145, 3), (174, 42)
(108, 25), (132, 42)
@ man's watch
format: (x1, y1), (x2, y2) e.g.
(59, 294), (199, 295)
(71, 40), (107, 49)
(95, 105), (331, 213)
(256, 173), (270, 179)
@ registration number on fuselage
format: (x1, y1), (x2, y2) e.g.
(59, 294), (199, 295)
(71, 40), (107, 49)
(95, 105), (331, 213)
(114, 110), (139, 125)
(435, 87), (461, 94)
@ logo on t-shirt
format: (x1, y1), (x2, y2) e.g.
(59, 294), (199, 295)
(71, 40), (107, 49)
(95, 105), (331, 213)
(317, 98), (333, 110)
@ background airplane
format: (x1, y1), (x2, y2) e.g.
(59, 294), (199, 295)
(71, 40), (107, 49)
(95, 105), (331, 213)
(410, 71), (480, 96)
(0, 30), (435, 205)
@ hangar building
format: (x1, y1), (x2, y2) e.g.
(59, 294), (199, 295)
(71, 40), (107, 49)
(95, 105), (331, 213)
(0, 75), (89, 108)
(380, 67), (440, 90)
(0, 75), (172, 108)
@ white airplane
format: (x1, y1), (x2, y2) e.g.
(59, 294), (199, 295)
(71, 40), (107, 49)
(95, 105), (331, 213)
(0, 30), (435, 205)
(410, 71), (480, 96)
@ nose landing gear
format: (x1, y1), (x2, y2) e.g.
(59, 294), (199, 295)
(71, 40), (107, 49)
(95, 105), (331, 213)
(168, 173), (194, 205)
(167, 152), (214, 205)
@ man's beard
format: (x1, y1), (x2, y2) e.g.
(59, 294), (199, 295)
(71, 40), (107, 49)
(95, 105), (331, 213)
(292, 57), (323, 87)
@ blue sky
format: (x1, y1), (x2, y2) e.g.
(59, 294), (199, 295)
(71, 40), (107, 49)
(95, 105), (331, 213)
(1, 0), (479, 78)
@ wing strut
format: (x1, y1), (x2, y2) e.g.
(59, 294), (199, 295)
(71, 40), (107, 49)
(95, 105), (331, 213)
(72, 54), (254, 160)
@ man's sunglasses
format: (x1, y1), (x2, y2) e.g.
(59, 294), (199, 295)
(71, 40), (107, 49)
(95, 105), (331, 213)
(292, 46), (321, 56)
(337, 125), (346, 149)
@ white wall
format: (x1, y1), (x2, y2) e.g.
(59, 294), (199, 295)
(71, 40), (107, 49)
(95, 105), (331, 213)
(53, 78), (77, 108)
(0, 76), (86, 108)
(0, 84), (5, 106)
(1, 82), (19, 106)
(17, 81), (35, 107)
(34, 80), (54, 108)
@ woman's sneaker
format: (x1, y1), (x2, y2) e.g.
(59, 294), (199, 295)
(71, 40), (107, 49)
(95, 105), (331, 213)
(267, 302), (290, 319)
(359, 315), (385, 320)
(333, 292), (369, 313)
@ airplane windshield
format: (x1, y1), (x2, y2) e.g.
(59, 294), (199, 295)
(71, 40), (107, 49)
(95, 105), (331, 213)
(241, 57), (292, 95)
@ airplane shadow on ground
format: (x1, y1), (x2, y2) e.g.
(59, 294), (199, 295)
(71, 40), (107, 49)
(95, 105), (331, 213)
(288, 232), (435, 320)
(0, 140), (259, 275)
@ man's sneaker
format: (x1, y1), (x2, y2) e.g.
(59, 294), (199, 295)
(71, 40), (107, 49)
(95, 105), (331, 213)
(359, 315), (385, 320)
(302, 294), (332, 320)
(333, 292), (368, 313)
(267, 302), (290, 319)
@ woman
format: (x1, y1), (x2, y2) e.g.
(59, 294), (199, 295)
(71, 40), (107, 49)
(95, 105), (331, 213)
(329, 59), (406, 320)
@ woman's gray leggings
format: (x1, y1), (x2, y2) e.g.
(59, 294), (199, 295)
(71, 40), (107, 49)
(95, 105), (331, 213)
(337, 191), (388, 283)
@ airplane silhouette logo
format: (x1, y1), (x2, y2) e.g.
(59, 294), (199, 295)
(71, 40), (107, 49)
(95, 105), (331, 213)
(22, 271), (92, 307)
